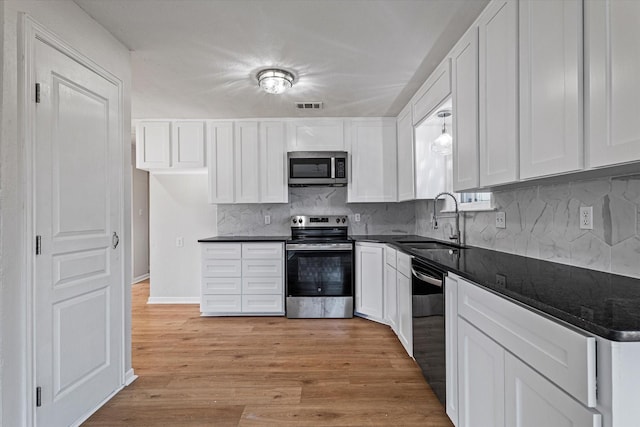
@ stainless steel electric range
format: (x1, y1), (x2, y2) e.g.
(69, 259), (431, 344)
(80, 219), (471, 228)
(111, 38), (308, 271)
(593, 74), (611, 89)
(285, 215), (354, 318)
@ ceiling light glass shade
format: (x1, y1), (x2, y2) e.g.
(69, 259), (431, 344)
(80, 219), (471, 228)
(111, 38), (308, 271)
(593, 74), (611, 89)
(257, 69), (294, 94)
(432, 132), (453, 155)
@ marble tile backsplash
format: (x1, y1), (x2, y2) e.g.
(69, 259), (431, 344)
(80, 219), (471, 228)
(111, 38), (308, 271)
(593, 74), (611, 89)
(217, 187), (417, 236)
(416, 174), (640, 279)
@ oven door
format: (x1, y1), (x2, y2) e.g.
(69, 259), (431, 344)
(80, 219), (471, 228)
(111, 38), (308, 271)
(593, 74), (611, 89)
(286, 244), (353, 297)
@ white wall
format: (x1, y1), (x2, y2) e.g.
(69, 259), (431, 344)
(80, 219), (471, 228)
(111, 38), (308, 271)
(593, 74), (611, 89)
(0, 2), (131, 425)
(132, 147), (150, 282)
(149, 174), (217, 301)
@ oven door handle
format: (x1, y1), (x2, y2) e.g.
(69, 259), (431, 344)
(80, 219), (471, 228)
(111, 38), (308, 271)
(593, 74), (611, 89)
(411, 267), (443, 288)
(286, 243), (353, 251)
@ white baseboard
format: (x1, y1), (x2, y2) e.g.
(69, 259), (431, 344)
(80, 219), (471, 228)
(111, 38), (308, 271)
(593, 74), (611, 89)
(125, 368), (138, 386)
(71, 384), (124, 427)
(132, 273), (150, 284)
(147, 296), (200, 304)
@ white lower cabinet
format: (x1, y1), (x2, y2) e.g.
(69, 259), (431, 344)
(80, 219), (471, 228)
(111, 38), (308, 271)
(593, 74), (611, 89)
(383, 247), (398, 333)
(355, 242), (385, 322)
(396, 252), (413, 357)
(200, 242), (284, 315)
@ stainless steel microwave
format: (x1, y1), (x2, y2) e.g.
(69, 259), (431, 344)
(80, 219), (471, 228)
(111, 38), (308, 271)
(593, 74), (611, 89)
(287, 151), (348, 187)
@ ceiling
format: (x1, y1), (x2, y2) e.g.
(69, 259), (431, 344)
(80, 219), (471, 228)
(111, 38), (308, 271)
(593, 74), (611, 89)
(74, 0), (488, 120)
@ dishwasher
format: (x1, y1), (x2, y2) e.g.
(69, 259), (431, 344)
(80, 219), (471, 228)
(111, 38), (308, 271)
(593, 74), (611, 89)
(411, 257), (446, 406)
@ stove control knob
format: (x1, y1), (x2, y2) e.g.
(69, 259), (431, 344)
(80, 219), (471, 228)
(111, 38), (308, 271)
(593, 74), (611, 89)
(336, 218), (340, 223)
(298, 218), (303, 224)
(342, 218), (346, 223)
(292, 218), (297, 224)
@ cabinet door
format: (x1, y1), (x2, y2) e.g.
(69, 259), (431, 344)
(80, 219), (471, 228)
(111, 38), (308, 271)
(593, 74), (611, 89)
(520, 0), (583, 179)
(384, 263), (398, 333)
(412, 59), (452, 126)
(478, 0), (518, 187)
(445, 276), (459, 426)
(234, 122), (260, 203)
(396, 106), (415, 202)
(136, 121), (171, 169)
(586, 0), (640, 167)
(172, 121), (205, 168)
(451, 27), (480, 192)
(396, 271), (412, 357)
(286, 119), (344, 151)
(259, 122), (287, 203)
(348, 119), (397, 203)
(505, 353), (602, 427)
(458, 318), (505, 427)
(208, 122), (235, 203)
(355, 243), (384, 321)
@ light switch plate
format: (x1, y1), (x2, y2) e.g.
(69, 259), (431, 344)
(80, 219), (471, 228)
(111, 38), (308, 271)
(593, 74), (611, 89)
(354, 213), (361, 222)
(264, 215), (271, 225)
(495, 212), (506, 229)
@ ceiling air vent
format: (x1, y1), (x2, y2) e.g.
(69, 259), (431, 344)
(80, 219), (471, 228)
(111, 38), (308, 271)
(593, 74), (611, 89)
(295, 101), (323, 110)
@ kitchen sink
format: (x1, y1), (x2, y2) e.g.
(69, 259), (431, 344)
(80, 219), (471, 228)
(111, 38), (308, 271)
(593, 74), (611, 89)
(394, 239), (464, 250)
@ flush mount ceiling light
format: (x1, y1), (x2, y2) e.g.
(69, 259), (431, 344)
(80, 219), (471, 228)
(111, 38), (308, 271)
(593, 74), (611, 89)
(432, 109), (453, 155)
(257, 68), (294, 94)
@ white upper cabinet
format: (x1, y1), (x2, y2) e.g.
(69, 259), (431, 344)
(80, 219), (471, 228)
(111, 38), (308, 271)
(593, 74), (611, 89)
(234, 122), (260, 203)
(208, 122), (235, 204)
(519, 0), (583, 180)
(348, 119), (397, 203)
(451, 26), (480, 192)
(259, 122), (288, 203)
(287, 119), (344, 151)
(396, 105), (415, 201)
(412, 59), (452, 126)
(478, 0), (519, 187)
(586, 0), (640, 168)
(136, 121), (206, 171)
(171, 121), (206, 168)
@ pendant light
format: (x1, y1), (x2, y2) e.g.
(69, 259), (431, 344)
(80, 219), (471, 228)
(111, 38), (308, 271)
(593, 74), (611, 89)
(257, 68), (295, 94)
(432, 109), (452, 155)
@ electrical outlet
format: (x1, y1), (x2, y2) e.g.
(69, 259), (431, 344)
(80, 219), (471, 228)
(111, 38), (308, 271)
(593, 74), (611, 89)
(495, 212), (506, 229)
(354, 213), (361, 222)
(580, 206), (593, 230)
(176, 237), (184, 247)
(264, 215), (271, 225)
(496, 274), (507, 287)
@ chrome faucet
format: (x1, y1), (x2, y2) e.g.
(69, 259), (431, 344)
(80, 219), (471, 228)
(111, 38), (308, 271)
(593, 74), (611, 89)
(433, 192), (462, 245)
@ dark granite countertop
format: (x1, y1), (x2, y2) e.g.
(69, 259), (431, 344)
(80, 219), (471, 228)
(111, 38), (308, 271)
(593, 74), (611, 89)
(351, 234), (640, 342)
(198, 236), (290, 242)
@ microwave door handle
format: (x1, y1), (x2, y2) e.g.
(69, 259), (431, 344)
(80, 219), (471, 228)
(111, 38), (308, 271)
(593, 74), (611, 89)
(331, 157), (335, 179)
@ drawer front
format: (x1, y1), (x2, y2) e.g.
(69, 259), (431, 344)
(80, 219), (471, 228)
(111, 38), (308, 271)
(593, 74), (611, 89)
(201, 243), (242, 259)
(385, 246), (397, 268)
(458, 279), (596, 407)
(242, 243), (283, 259)
(201, 294), (242, 313)
(242, 259), (282, 277)
(202, 277), (242, 294)
(242, 277), (283, 295)
(396, 252), (412, 278)
(242, 294), (283, 313)
(202, 259), (242, 277)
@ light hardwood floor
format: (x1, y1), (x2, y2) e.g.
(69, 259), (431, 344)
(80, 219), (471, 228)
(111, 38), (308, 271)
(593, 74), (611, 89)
(83, 280), (453, 426)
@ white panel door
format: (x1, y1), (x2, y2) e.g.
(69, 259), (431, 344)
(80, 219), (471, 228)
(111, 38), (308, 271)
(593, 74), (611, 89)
(412, 59), (452, 126)
(396, 106), (415, 201)
(396, 271), (413, 357)
(519, 0), (583, 179)
(384, 263), (398, 332)
(136, 121), (171, 169)
(348, 119), (397, 202)
(35, 39), (122, 426)
(355, 243), (384, 321)
(505, 353), (602, 427)
(478, 0), (519, 187)
(586, 0), (640, 167)
(445, 276), (459, 425)
(259, 121), (287, 203)
(208, 122), (235, 203)
(286, 119), (344, 151)
(451, 27), (480, 192)
(172, 121), (205, 168)
(234, 121), (260, 203)
(458, 318), (505, 427)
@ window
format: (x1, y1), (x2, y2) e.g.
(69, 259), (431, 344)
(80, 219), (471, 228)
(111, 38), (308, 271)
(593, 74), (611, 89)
(458, 192), (492, 211)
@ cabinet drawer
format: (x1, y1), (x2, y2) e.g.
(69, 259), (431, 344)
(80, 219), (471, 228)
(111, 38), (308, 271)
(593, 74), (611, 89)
(201, 294), (242, 313)
(396, 252), (412, 278)
(242, 243), (283, 259)
(242, 294), (283, 313)
(458, 279), (596, 407)
(202, 277), (242, 294)
(202, 243), (242, 259)
(242, 259), (282, 277)
(242, 277), (283, 295)
(202, 259), (242, 277)
(385, 246), (397, 268)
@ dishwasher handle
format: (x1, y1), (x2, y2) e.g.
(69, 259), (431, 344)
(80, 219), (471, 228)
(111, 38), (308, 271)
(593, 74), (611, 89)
(411, 267), (443, 288)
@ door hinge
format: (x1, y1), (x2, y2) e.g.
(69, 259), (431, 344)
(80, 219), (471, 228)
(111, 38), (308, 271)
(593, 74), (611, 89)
(35, 235), (41, 255)
(36, 386), (42, 407)
(35, 83), (41, 103)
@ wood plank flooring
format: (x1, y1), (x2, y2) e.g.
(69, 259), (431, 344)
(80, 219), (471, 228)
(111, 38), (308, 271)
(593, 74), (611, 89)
(83, 281), (453, 426)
